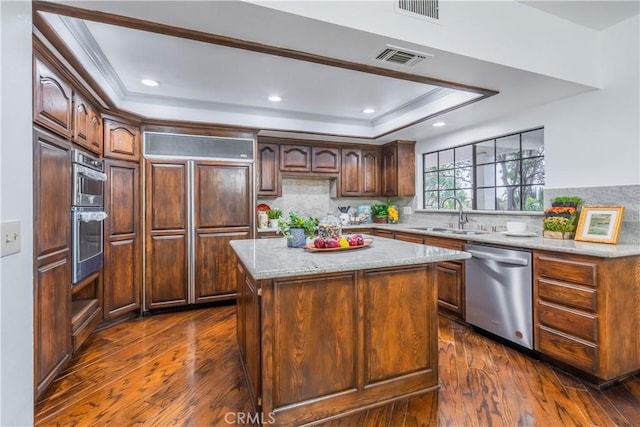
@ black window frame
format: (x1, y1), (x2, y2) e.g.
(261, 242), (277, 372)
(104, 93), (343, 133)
(423, 127), (545, 212)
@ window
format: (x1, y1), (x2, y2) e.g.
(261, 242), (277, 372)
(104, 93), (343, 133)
(423, 128), (544, 211)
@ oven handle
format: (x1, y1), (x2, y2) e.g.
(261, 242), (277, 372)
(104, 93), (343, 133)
(77, 165), (107, 181)
(77, 211), (108, 222)
(466, 249), (529, 266)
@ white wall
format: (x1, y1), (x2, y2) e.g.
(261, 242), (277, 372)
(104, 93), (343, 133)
(415, 15), (640, 194)
(0, 1), (34, 425)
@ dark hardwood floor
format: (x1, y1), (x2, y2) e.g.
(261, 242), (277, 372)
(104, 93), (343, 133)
(35, 305), (640, 426)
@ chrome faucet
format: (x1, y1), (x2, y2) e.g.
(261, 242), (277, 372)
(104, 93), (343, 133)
(441, 196), (468, 230)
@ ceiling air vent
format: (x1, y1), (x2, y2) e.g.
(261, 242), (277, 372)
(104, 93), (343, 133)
(375, 45), (432, 67)
(398, 0), (439, 20)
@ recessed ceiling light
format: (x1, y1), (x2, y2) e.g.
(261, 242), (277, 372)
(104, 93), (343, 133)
(268, 95), (282, 102)
(141, 79), (159, 87)
(432, 121), (446, 127)
(362, 108), (375, 114)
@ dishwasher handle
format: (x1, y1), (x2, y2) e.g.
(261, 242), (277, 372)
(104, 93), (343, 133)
(467, 249), (529, 266)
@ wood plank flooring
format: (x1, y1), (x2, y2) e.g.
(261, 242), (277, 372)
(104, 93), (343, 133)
(35, 305), (640, 426)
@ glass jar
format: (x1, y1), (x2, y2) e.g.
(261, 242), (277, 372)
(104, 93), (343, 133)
(387, 205), (399, 224)
(318, 213), (342, 239)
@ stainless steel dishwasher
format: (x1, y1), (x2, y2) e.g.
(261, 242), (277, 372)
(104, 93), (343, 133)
(465, 243), (533, 349)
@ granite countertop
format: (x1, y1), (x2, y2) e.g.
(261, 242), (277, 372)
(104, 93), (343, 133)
(230, 235), (470, 280)
(345, 224), (639, 258)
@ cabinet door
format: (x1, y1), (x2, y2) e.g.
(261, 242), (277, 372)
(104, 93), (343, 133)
(194, 162), (251, 228)
(340, 148), (362, 196)
(145, 160), (189, 309)
(257, 143), (280, 196)
(193, 161), (252, 301)
(361, 149), (380, 196)
(381, 144), (397, 196)
(280, 144), (310, 172)
(436, 261), (465, 318)
(104, 119), (140, 161)
(33, 126), (72, 399)
(88, 109), (103, 155)
(34, 57), (73, 138)
(104, 160), (140, 319)
(311, 146), (340, 173)
(195, 231), (249, 302)
(73, 93), (90, 148)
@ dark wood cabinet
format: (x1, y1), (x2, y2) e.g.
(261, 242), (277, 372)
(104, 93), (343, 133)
(533, 251), (640, 382)
(311, 146), (340, 173)
(33, 57), (73, 139)
(280, 144), (310, 172)
(340, 147), (380, 196)
(104, 159), (141, 319)
(33, 126), (72, 399)
(72, 93), (103, 155)
(145, 160), (189, 309)
(145, 159), (252, 309)
(104, 119), (140, 161)
(257, 143), (280, 197)
(193, 161), (252, 302)
(382, 140), (415, 197)
(423, 236), (466, 320)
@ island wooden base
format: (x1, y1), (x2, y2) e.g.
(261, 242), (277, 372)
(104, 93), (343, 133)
(236, 263), (439, 425)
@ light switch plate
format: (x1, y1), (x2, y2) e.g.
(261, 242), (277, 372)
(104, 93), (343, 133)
(403, 206), (412, 215)
(1, 220), (21, 257)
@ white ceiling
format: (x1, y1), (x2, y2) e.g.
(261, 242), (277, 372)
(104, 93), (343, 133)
(519, 1), (640, 30)
(37, 0), (639, 143)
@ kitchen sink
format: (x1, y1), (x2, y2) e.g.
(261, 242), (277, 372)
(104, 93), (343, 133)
(410, 227), (490, 235)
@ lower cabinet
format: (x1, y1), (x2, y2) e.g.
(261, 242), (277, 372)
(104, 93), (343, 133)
(534, 251), (640, 382)
(104, 159), (141, 319)
(422, 235), (466, 320)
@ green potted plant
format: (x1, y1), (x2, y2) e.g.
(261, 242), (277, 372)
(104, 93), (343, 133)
(371, 202), (389, 223)
(266, 208), (283, 229)
(278, 212), (318, 247)
(543, 196), (581, 239)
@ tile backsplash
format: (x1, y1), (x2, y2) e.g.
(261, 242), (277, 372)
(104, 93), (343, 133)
(259, 180), (640, 244)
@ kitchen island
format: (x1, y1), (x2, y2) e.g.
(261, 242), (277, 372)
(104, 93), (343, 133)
(231, 235), (470, 425)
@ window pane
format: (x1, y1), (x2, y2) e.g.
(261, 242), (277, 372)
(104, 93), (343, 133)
(496, 134), (520, 161)
(522, 185), (544, 211)
(455, 145), (473, 167)
(439, 169), (455, 190)
(475, 140), (495, 164)
(522, 129), (544, 158)
(476, 188), (495, 210)
(439, 149), (454, 169)
(496, 160), (520, 186)
(424, 171), (439, 191)
(522, 157), (545, 185)
(497, 186), (521, 211)
(424, 191), (439, 208)
(456, 167), (473, 189)
(476, 164), (495, 187)
(455, 189), (473, 209)
(424, 153), (438, 172)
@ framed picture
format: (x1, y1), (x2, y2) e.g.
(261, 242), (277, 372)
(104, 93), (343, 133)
(575, 205), (625, 244)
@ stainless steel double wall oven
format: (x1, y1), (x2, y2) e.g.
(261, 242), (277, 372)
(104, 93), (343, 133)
(71, 149), (107, 284)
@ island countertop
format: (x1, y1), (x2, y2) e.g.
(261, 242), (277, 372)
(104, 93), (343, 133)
(230, 234), (470, 279)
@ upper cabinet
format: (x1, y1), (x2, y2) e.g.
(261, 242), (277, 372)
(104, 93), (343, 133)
(34, 57), (73, 139)
(340, 147), (380, 197)
(104, 119), (141, 161)
(280, 145), (310, 172)
(73, 93), (103, 155)
(311, 147), (340, 174)
(257, 143), (280, 197)
(382, 140), (415, 197)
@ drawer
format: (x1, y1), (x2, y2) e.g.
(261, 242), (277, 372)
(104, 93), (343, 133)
(72, 306), (102, 353)
(537, 301), (597, 342)
(423, 236), (464, 251)
(537, 326), (597, 373)
(538, 279), (596, 312)
(394, 231), (424, 244)
(536, 254), (597, 286)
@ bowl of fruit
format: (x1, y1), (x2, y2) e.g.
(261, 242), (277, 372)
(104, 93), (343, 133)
(305, 234), (373, 252)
